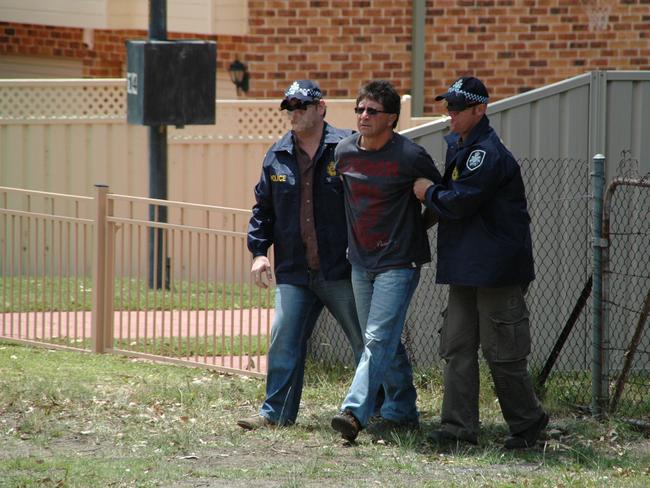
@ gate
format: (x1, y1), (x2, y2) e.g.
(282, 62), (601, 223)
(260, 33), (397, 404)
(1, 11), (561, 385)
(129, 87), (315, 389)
(600, 157), (650, 419)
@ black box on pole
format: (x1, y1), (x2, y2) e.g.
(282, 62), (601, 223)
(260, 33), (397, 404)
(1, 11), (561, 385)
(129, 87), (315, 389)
(126, 40), (216, 126)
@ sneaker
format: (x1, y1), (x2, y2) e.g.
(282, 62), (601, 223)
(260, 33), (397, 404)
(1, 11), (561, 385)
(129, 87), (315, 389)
(427, 429), (477, 447)
(236, 415), (276, 430)
(331, 410), (361, 441)
(504, 412), (549, 449)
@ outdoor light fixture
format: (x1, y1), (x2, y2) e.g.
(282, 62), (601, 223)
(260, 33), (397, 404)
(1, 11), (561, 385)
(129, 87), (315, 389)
(228, 59), (249, 94)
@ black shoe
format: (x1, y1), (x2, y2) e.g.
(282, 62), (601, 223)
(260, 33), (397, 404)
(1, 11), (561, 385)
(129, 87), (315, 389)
(504, 412), (549, 449)
(331, 410), (361, 441)
(427, 429), (477, 447)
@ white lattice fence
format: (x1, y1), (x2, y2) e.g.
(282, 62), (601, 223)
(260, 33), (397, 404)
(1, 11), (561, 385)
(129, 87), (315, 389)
(0, 79), (126, 121)
(0, 79), (359, 137)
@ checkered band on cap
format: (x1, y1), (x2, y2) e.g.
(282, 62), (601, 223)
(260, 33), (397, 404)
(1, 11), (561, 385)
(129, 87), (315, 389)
(284, 81), (322, 99)
(447, 79), (489, 104)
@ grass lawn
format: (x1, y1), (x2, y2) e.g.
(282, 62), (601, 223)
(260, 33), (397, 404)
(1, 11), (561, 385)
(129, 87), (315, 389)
(0, 277), (275, 312)
(1, 342), (649, 487)
(47, 336), (270, 358)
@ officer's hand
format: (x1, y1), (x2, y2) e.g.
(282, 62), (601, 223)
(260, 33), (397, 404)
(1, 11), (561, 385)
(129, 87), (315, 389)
(251, 256), (273, 289)
(422, 206), (438, 229)
(413, 178), (434, 201)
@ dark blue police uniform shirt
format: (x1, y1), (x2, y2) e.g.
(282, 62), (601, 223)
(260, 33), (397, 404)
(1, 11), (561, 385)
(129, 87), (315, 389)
(247, 123), (353, 286)
(424, 115), (535, 287)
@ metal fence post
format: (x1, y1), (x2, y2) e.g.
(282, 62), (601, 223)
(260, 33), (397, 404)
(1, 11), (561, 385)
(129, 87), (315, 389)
(104, 195), (116, 350)
(591, 154), (606, 416)
(92, 184), (109, 353)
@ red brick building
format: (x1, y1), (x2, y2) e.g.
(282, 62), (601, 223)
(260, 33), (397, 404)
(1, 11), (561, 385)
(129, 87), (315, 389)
(1, 0), (648, 114)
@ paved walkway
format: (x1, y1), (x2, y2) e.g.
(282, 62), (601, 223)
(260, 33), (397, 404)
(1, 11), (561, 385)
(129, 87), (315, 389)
(0, 309), (274, 375)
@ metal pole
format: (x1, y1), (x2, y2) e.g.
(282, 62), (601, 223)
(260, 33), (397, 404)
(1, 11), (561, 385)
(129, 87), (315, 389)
(104, 195), (116, 349)
(411, 0), (425, 117)
(92, 184), (108, 353)
(149, 0), (167, 40)
(591, 153), (606, 416)
(148, 0), (168, 289)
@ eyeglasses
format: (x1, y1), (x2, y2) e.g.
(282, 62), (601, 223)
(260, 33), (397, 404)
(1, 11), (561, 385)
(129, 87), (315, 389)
(282, 101), (316, 112)
(354, 106), (393, 116)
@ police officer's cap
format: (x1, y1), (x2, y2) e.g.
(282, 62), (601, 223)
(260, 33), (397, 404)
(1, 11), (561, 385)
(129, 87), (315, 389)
(435, 77), (489, 111)
(280, 80), (323, 110)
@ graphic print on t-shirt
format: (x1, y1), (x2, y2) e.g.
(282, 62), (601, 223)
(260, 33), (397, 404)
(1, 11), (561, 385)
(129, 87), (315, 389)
(339, 156), (400, 252)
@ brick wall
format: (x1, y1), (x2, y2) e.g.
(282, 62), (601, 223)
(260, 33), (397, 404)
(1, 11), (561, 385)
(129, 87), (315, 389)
(0, 23), (232, 77)
(424, 0), (650, 109)
(240, 0), (415, 98)
(1, 0), (649, 114)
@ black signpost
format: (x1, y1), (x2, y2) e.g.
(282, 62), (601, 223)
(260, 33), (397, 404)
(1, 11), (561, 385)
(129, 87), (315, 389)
(148, 0), (167, 290)
(126, 0), (216, 288)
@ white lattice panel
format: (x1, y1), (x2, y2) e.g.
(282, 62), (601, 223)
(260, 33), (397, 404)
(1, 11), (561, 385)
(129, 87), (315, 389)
(0, 80), (361, 140)
(234, 106), (289, 138)
(0, 80), (126, 121)
(169, 102), (290, 141)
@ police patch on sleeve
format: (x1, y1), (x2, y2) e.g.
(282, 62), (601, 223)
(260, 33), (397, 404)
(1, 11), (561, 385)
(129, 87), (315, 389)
(466, 150), (486, 171)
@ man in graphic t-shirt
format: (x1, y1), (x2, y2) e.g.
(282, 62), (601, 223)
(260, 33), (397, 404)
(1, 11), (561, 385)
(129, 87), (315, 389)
(330, 80), (442, 442)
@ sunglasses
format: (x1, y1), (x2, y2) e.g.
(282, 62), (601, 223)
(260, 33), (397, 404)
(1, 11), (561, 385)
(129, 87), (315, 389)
(282, 101), (317, 112)
(354, 106), (393, 116)
(445, 102), (480, 113)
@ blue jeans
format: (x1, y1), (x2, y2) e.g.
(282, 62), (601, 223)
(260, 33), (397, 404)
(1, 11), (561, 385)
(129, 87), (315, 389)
(259, 270), (364, 425)
(340, 266), (420, 427)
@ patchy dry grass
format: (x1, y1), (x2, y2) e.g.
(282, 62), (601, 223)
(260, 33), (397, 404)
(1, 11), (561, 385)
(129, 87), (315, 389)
(1, 341), (649, 487)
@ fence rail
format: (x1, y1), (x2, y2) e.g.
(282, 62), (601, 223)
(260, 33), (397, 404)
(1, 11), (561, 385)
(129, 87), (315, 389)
(1, 185), (272, 378)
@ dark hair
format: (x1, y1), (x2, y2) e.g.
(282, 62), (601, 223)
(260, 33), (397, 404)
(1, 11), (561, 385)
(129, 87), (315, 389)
(356, 80), (400, 128)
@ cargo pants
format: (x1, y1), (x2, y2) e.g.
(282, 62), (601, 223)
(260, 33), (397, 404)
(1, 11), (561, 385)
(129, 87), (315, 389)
(438, 284), (545, 441)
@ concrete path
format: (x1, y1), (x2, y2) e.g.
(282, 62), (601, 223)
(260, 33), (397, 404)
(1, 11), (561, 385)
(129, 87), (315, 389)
(0, 309), (274, 375)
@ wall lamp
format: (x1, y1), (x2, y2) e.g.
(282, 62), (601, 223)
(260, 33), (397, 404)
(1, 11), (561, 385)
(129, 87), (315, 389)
(228, 59), (249, 95)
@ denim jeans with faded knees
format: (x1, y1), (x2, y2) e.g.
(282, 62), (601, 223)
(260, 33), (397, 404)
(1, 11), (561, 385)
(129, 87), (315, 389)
(260, 270), (364, 425)
(341, 266), (420, 428)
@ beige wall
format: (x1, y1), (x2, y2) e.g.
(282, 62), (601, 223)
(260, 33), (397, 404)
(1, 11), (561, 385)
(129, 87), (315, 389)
(0, 79), (438, 212)
(0, 0), (248, 34)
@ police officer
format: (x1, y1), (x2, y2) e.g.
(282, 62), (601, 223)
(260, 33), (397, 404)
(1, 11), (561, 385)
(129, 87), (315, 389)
(237, 80), (366, 430)
(413, 77), (548, 449)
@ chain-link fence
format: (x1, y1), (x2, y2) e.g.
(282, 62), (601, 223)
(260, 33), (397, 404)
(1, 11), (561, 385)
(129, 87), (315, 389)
(522, 156), (594, 410)
(308, 154), (649, 420)
(602, 156), (650, 419)
(309, 156), (594, 400)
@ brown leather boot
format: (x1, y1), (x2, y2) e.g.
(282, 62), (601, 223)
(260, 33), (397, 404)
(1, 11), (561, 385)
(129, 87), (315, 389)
(331, 410), (361, 441)
(236, 415), (276, 430)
